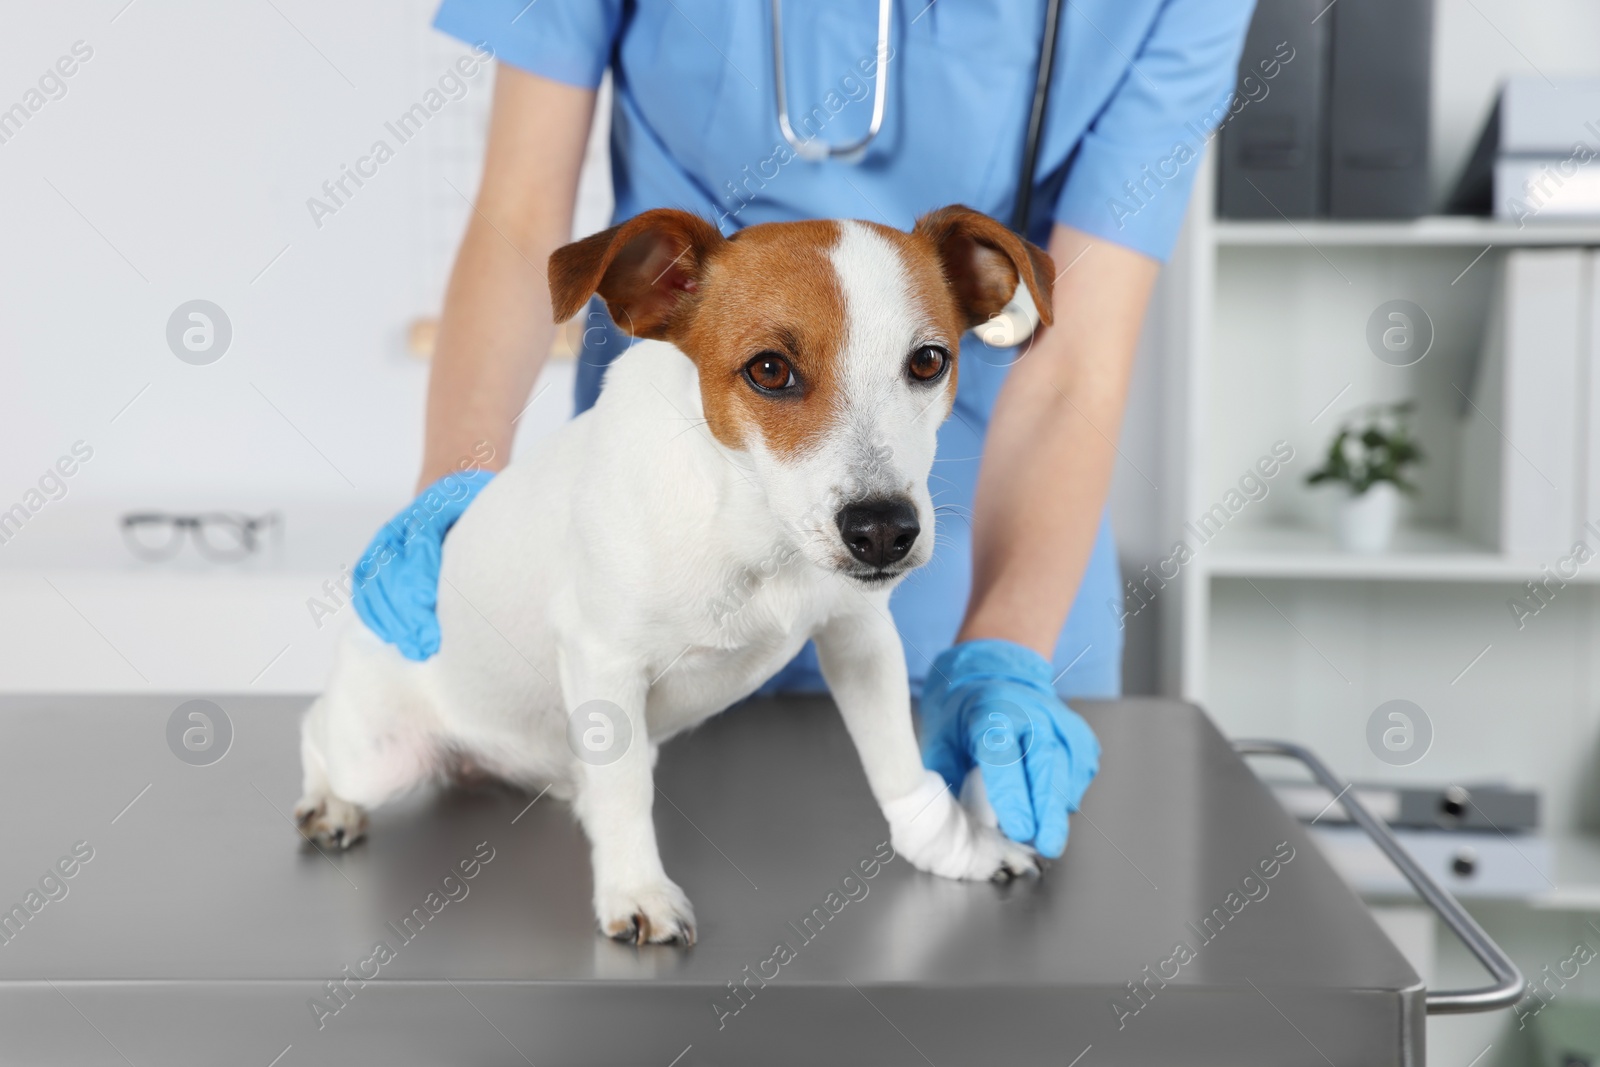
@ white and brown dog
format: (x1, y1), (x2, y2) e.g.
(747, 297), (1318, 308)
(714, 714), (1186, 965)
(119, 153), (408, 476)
(296, 205), (1055, 944)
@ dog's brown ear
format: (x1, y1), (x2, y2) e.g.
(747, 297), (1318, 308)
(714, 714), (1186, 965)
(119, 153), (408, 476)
(912, 205), (1055, 330)
(548, 209), (725, 341)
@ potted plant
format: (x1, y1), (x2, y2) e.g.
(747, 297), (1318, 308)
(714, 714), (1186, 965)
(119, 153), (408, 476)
(1305, 401), (1425, 553)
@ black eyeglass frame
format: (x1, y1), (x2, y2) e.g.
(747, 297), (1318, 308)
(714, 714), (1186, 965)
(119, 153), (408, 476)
(120, 511), (281, 562)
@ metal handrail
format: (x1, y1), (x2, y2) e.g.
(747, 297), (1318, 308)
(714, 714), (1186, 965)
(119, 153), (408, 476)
(1234, 738), (1525, 1014)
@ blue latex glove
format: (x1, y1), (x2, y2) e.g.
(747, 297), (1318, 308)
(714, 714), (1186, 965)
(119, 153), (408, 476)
(351, 469), (495, 660)
(919, 639), (1101, 858)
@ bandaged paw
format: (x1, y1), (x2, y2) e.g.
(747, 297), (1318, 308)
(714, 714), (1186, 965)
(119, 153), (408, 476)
(882, 770), (1038, 882)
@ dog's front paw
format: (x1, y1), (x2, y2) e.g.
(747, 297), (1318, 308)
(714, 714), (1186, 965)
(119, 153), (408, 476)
(294, 793), (368, 850)
(595, 878), (697, 946)
(968, 821), (1040, 882)
(883, 771), (1039, 882)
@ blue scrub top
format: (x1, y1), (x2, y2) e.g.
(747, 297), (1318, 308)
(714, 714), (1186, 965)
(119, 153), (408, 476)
(434, 0), (1254, 695)
(436, 0), (1253, 257)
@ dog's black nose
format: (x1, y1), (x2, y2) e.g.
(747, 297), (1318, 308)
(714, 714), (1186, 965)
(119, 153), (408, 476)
(836, 500), (920, 567)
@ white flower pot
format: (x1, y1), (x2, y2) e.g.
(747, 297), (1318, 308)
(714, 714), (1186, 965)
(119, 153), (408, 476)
(1336, 482), (1402, 554)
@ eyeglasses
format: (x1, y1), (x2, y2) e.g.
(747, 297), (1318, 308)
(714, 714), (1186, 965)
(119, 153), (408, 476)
(120, 511), (281, 562)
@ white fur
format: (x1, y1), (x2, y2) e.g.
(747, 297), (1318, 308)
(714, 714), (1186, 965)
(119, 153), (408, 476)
(296, 223), (1035, 944)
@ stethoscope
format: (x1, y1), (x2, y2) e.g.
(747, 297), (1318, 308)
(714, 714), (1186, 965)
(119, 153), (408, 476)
(770, 0), (1064, 235)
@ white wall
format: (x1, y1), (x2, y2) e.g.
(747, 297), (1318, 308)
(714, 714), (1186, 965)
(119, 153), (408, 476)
(0, 0), (617, 522)
(1111, 0), (1600, 693)
(0, 1), (616, 691)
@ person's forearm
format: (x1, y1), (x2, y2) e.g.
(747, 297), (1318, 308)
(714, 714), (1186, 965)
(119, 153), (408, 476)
(418, 67), (596, 489)
(957, 225), (1159, 658)
(420, 214), (566, 485)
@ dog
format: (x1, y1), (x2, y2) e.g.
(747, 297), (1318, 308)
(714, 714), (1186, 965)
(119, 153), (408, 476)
(295, 205), (1056, 944)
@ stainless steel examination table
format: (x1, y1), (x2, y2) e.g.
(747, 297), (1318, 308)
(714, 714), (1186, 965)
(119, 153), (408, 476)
(0, 695), (1520, 1066)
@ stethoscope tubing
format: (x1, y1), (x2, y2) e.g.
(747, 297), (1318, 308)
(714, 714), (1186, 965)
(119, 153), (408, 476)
(770, 0), (892, 164)
(768, 0), (1063, 239)
(1012, 0), (1063, 234)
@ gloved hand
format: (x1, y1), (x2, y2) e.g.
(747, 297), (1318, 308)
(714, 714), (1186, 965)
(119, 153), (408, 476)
(919, 639), (1101, 858)
(351, 469), (495, 660)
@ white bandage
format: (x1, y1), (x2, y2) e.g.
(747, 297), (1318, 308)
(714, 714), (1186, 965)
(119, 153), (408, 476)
(881, 769), (984, 880)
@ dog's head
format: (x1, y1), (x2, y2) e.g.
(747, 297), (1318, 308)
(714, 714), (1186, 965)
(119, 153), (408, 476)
(549, 206), (1053, 584)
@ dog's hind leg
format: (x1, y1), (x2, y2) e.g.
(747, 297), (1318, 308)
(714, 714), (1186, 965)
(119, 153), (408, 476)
(562, 648), (696, 945)
(295, 702), (369, 849)
(294, 639), (440, 849)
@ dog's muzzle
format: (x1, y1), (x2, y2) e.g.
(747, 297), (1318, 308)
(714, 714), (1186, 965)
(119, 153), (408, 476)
(835, 498), (920, 580)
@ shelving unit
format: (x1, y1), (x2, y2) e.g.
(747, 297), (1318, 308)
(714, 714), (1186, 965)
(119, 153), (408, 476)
(1160, 156), (1600, 831)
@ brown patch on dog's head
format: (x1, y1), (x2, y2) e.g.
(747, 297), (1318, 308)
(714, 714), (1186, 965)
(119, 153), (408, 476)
(549, 211), (854, 456)
(675, 220), (851, 457)
(911, 205), (1055, 330)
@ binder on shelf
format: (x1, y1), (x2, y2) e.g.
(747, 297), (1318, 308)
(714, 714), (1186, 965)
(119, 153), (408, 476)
(1450, 77), (1600, 217)
(1493, 156), (1600, 221)
(1216, 0), (1329, 219)
(1459, 249), (1583, 556)
(1218, 0), (1433, 220)
(1491, 78), (1600, 154)
(1326, 0), (1434, 218)
(1447, 97), (1502, 215)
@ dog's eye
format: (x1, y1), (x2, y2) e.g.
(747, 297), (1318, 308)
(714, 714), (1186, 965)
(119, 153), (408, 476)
(907, 346), (949, 383)
(744, 352), (797, 394)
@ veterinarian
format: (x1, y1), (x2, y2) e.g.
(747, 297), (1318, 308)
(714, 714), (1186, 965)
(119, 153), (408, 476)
(354, 0), (1254, 860)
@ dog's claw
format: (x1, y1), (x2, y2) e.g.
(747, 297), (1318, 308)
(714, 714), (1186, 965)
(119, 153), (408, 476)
(293, 794), (367, 850)
(971, 827), (1040, 884)
(605, 911), (696, 947)
(991, 855), (1040, 883)
(661, 918), (695, 946)
(597, 880), (696, 946)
